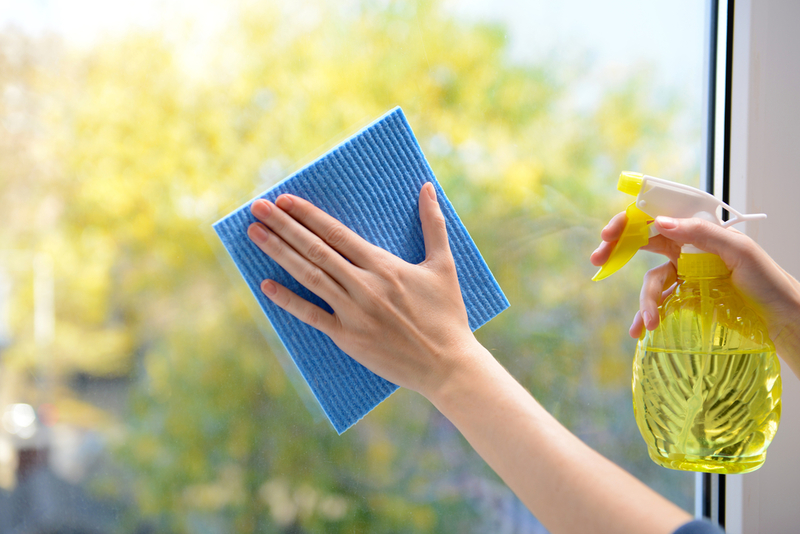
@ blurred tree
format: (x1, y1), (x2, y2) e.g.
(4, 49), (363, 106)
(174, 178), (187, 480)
(0, 0), (701, 531)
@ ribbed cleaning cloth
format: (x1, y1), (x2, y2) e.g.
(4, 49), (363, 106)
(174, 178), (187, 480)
(213, 107), (508, 433)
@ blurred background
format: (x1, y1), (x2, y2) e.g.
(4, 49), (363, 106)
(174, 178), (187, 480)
(0, 0), (705, 532)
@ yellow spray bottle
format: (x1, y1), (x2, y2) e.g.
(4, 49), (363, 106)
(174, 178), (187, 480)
(595, 172), (781, 474)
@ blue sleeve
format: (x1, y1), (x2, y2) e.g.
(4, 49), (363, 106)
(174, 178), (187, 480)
(673, 519), (726, 534)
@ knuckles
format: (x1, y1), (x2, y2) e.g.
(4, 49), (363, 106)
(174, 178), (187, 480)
(322, 224), (348, 250)
(301, 265), (325, 291)
(265, 235), (284, 256)
(306, 239), (328, 265)
(304, 307), (322, 328)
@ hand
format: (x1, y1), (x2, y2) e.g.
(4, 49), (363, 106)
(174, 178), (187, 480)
(591, 214), (800, 376)
(246, 183), (486, 398)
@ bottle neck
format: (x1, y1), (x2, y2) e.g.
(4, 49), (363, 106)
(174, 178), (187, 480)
(676, 252), (730, 280)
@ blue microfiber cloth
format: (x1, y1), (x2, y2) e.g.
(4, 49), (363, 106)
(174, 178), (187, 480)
(214, 107), (508, 433)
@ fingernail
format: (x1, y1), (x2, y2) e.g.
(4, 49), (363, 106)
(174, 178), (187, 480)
(261, 280), (277, 296)
(251, 199), (272, 219)
(248, 224), (270, 244)
(643, 311), (653, 329)
(426, 183), (437, 202)
(656, 216), (677, 229)
(276, 195), (294, 211)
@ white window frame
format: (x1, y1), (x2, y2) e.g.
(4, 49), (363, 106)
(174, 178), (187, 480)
(704, 0), (800, 531)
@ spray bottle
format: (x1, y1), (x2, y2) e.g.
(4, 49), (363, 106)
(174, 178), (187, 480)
(594, 172), (781, 474)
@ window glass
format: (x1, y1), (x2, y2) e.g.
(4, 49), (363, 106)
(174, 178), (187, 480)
(0, 0), (705, 531)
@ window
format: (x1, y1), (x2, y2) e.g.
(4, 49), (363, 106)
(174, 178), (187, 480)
(0, 1), (714, 532)
(714, 0), (800, 532)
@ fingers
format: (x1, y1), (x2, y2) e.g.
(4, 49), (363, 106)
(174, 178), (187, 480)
(259, 279), (339, 336)
(590, 212), (627, 266)
(249, 196), (368, 290)
(630, 261), (677, 338)
(418, 183), (453, 266)
(600, 211), (628, 242)
(269, 195), (379, 268)
(247, 218), (348, 304)
(597, 215), (749, 267)
(591, 211), (683, 268)
(260, 195), (376, 274)
(590, 239), (616, 267)
(629, 311), (645, 339)
(638, 234), (682, 263)
(248, 196), (355, 306)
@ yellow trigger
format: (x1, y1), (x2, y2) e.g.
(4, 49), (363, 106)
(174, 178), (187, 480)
(592, 202), (652, 281)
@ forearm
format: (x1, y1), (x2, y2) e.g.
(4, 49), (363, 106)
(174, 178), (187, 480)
(428, 340), (690, 534)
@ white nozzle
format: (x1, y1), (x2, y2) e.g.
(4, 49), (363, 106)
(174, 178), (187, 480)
(636, 174), (765, 228)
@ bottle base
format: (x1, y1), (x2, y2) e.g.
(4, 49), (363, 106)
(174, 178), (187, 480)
(647, 448), (765, 474)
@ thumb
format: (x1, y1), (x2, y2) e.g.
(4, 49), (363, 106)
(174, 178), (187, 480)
(418, 182), (452, 264)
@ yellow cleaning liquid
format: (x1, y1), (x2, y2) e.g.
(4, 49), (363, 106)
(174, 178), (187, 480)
(632, 253), (782, 474)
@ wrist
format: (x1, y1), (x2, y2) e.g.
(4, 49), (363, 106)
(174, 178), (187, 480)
(424, 338), (502, 412)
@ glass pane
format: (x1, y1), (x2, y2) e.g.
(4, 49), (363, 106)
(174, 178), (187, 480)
(0, 0), (705, 531)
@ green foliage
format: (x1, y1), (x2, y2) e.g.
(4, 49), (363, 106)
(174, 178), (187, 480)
(0, 0), (700, 531)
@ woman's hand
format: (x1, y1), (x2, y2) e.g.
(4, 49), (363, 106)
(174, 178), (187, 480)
(246, 182), (485, 398)
(591, 214), (800, 376)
